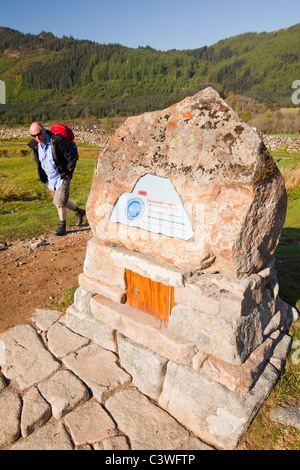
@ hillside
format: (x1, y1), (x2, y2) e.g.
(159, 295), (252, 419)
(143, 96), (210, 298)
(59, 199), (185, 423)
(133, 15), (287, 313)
(0, 24), (299, 123)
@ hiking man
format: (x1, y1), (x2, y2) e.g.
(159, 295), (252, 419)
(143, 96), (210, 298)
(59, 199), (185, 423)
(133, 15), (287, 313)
(28, 122), (86, 236)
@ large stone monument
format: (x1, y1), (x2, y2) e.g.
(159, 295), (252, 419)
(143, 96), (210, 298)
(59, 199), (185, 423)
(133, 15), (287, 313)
(67, 87), (298, 449)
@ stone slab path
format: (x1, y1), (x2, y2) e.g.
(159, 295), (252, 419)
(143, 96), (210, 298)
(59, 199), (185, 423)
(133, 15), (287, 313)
(0, 309), (213, 451)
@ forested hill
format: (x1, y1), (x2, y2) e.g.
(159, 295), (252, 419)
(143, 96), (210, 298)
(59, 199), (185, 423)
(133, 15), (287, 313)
(0, 24), (299, 124)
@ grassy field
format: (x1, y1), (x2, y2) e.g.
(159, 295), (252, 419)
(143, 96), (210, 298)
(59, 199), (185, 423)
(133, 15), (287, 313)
(0, 140), (299, 449)
(0, 142), (100, 241)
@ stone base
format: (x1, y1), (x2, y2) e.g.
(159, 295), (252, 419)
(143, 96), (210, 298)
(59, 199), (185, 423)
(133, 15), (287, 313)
(68, 238), (299, 449)
(66, 303), (294, 450)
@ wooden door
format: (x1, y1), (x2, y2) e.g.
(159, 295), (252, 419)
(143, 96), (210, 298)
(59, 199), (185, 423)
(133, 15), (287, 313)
(125, 269), (175, 322)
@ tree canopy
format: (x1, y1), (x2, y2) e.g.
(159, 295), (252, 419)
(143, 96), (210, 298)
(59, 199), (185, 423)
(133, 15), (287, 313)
(0, 24), (299, 124)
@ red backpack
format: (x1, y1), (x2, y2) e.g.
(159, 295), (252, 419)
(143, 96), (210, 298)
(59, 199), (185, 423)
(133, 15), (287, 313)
(50, 124), (76, 148)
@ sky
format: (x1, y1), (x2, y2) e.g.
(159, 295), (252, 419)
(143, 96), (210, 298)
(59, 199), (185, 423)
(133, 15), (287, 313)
(0, 0), (299, 50)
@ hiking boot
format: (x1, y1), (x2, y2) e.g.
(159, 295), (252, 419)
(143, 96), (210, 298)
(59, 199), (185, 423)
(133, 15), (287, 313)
(74, 207), (86, 227)
(54, 220), (66, 236)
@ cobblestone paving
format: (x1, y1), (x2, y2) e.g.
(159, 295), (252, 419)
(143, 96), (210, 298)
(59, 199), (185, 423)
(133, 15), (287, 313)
(0, 309), (213, 451)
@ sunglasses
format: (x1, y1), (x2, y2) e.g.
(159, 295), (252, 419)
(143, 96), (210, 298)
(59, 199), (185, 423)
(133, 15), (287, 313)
(31, 130), (43, 138)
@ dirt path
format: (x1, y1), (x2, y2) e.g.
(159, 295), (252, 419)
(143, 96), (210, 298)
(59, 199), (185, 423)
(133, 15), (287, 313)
(0, 225), (91, 333)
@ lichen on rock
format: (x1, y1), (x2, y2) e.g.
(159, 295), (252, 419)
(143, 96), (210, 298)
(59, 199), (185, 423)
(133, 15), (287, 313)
(87, 87), (287, 279)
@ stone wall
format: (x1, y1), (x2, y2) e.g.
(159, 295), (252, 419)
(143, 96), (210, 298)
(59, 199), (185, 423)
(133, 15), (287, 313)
(263, 134), (300, 153)
(0, 125), (109, 147)
(1, 125), (299, 153)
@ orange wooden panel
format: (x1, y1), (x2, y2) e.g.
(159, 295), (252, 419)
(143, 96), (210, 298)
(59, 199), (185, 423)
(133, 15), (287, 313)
(125, 269), (175, 322)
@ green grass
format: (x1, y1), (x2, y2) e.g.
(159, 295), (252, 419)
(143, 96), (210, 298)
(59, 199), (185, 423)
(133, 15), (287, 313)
(0, 143), (100, 242)
(41, 286), (79, 313)
(274, 152), (300, 312)
(240, 318), (300, 450)
(273, 152), (300, 174)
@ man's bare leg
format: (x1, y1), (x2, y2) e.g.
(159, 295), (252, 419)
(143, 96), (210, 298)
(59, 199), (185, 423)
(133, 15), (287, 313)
(55, 202), (86, 236)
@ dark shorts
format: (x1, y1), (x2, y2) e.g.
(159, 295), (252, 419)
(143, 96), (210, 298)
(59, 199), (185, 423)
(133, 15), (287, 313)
(48, 177), (71, 207)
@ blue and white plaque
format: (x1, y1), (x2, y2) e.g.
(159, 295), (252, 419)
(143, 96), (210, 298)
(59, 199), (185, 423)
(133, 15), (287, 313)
(109, 174), (194, 241)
